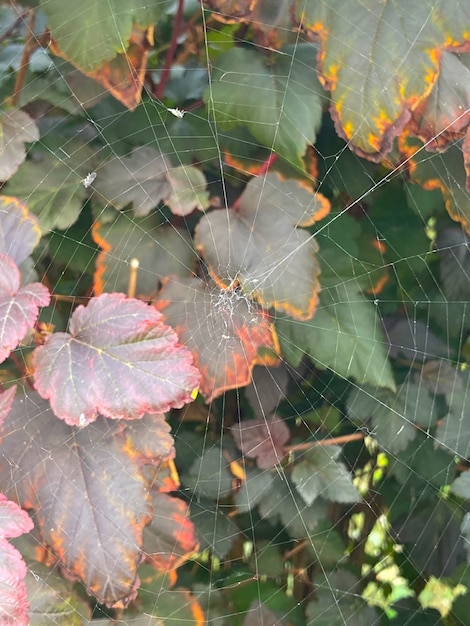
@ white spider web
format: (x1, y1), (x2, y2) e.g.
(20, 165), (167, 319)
(1, 1), (470, 625)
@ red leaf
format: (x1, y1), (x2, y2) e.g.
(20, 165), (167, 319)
(0, 494), (33, 626)
(0, 388), (153, 606)
(231, 415), (289, 469)
(33, 293), (200, 426)
(156, 277), (279, 401)
(0, 540), (30, 626)
(143, 492), (199, 571)
(0, 254), (50, 364)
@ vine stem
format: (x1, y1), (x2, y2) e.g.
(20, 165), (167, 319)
(154, 0), (185, 99)
(11, 9), (36, 107)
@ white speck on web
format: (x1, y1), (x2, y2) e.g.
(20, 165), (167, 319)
(168, 107), (186, 118)
(81, 172), (97, 188)
(78, 413), (87, 428)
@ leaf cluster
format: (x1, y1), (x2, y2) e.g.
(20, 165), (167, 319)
(1, 1), (470, 624)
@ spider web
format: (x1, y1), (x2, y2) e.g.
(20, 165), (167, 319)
(1, 1), (470, 625)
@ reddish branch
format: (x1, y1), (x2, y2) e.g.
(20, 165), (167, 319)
(154, 0), (185, 99)
(12, 9), (37, 107)
(285, 431), (365, 452)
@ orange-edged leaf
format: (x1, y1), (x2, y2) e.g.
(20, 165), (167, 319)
(408, 52), (470, 151)
(0, 388), (153, 607)
(0, 196), (42, 265)
(42, 0), (166, 71)
(120, 414), (175, 465)
(195, 172), (328, 320)
(463, 126), (470, 192)
(204, 0), (259, 23)
(92, 213), (197, 297)
(0, 255), (50, 364)
(404, 134), (470, 233)
(156, 276), (279, 401)
(204, 0), (293, 49)
(81, 24), (153, 110)
(33, 293), (200, 426)
(143, 492), (198, 571)
(298, 0), (470, 160)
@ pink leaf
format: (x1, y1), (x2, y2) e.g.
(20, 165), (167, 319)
(33, 293), (200, 426)
(0, 494), (33, 626)
(0, 254), (50, 364)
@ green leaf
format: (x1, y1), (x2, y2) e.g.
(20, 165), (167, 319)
(435, 370), (470, 459)
(276, 282), (395, 389)
(166, 165), (210, 216)
(41, 0), (167, 72)
(291, 445), (360, 506)
(183, 447), (233, 499)
(6, 141), (95, 231)
(298, 0), (470, 159)
(235, 469), (274, 512)
(390, 434), (456, 490)
(347, 382), (437, 454)
(407, 136), (470, 234)
(190, 499), (239, 559)
(418, 576), (467, 618)
(93, 146), (171, 217)
(258, 474), (329, 538)
(205, 44), (325, 168)
(307, 570), (379, 626)
(26, 562), (91, 625)
(92, 214), (197, 296)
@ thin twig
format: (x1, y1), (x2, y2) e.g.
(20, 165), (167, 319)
(285, 431), (365, 452)
(154, 0), (185, 99)
(127, 258), (140, 298)
(12, 9), (37, 107)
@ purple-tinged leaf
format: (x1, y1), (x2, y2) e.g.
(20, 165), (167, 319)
(0, 493), (34, 626)
(0, 389), (153, 606)
(156, 277), (278, 401)
(0, 254), (50, 364)
(0, 195), (41, 264)
(33, 292), (200, 426)
(231, 415), (289, 469)
(143, 492), (199, 571)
